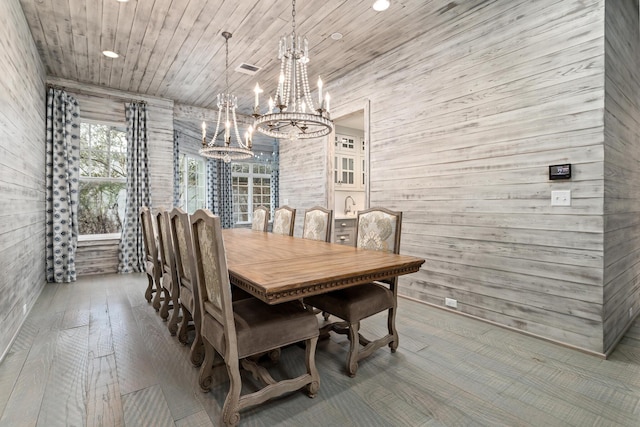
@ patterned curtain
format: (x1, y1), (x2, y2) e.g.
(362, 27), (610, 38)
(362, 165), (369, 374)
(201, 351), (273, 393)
(173, 129), (181, 207)
(206, 159), (217, 212)
(45, 87), (80, 283)
(217, 161), (234, 228)
(204, 159), (232, 227)
(271, 148), (280, 214)
(118, 102), (151, 273)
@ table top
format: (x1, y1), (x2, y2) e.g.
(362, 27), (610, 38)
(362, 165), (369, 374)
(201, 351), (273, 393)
(221, 228), (425, 304)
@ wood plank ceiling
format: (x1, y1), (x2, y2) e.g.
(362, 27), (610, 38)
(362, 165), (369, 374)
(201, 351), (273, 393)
(18, 0), (439, 115)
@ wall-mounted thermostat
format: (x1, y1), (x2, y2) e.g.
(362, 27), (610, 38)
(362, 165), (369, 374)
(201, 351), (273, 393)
(549, 164), (571, 180)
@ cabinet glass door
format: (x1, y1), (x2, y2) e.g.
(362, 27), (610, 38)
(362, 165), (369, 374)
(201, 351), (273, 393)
(342, 157), (355, 185)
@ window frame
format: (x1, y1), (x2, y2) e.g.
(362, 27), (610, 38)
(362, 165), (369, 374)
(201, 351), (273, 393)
(178, 154), (207, 214)
(232, 162), (273, 225)
(78, 119), (128, 239)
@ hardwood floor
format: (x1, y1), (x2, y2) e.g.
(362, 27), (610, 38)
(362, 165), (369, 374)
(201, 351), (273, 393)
(1, 273), (640, 426)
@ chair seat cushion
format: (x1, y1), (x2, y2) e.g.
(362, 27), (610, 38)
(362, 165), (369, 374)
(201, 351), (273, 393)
(206, 298), (319, 359)
(306, 283), (394, 322)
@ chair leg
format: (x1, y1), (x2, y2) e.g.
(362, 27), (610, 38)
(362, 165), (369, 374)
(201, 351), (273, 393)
(159, 288), (171, 321)
(152, 273), (163, 311)
(199, 338), (217, 392)
(388, 306), (399, 352)
(305, 337), (320, 397)
(267, 347), (281, 363)
(178, 308), (191, 345)
(167, 300), (180, 336)
(190, 328), (204, 367)
(222, 359), (242, 427)
(144, 274), (153, 303)
(346, 321), (360, 377)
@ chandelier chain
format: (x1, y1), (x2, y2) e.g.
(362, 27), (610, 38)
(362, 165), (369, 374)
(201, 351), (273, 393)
(291, 0), (296, 37)
(224, 32), (230, 95)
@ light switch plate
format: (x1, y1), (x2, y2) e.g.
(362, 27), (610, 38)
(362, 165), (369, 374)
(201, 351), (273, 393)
(551, 190), (571, 206)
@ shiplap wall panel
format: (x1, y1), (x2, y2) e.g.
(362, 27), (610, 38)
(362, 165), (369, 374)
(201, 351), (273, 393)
(46, 78), (174, 276)
(75, 239), (120, 276)
(279, 0), (610, 352)
(602, 0), (640, 353)
(279, 137), (328, 237)
(0, 0), (47, 359)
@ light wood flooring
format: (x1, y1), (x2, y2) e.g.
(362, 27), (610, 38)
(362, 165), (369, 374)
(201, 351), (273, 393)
(1, 273), (640, 426)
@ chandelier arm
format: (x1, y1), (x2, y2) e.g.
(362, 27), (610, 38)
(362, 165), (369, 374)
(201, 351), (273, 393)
(301, 61), (316, 111)
(231, 108), (246, 149)
(290, 121), (306, 133)
(213, 101), (222, 144)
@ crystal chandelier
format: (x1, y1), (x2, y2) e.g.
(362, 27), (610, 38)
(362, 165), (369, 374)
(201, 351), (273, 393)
(200, 31), (254, 163)
(252, 0), (334, 140)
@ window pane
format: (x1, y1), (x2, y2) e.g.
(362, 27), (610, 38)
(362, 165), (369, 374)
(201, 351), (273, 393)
(110, 151), (127, 178)
(78, 180), (126, 234)
(90, 150), (109, 177)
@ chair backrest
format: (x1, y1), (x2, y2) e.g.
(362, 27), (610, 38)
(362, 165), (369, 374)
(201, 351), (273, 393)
(156, 208), (177, 280)
(355, 207), (402, 255)
(169, 208), (199, 315)
(302, 206), (333, 242)
(251, 205), (269, 232)
(140, 206), (159, 268)
(190, 209), (237, 352)
(356, 207), (402, 288)
(272, 205), (296, 236)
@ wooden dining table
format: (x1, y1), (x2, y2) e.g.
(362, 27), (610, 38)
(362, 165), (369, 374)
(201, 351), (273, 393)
(221, 228), (425, 304)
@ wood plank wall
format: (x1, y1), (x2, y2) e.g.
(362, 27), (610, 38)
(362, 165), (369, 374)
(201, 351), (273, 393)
(0, 0), (47, 358)
(602, 0), (640, 354)
(279, 137), (329, 237)
(46, 77), (175, 276)
(280, 0), (610, 353)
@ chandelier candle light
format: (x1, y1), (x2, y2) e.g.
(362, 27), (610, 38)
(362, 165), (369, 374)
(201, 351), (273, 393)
(200, 31), (254, 163)
(252, 0), (334, 140)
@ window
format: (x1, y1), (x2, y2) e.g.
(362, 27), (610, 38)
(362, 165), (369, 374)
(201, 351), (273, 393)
(178, 154), (206, 214)
(232, 163), (272, 224)
(79, 121), (127, 235)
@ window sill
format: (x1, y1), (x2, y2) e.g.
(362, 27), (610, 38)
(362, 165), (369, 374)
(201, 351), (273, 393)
(78, 233), (121, 243)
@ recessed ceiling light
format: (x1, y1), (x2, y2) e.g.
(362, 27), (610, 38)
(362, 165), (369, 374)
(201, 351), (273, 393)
(116, 0), (130, 3)
(372, 0), (390, 12)
(330, 32), (343, 40)
(102, 50), (119, 58)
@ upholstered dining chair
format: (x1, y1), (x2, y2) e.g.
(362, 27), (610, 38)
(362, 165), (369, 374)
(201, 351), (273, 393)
(272, 205), (296, 236)
(251, 205), (269, 232)
(169, 207), (204, 367)
(156, 208), (181, 334)
(305, 207), (403, 377)
(302, 206), (333, 242)
(190, 209), (320, 426)
(140, 206), (162, 308)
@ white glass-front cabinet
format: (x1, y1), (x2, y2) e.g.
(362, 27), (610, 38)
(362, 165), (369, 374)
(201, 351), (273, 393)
(334, 134), (365, 190)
